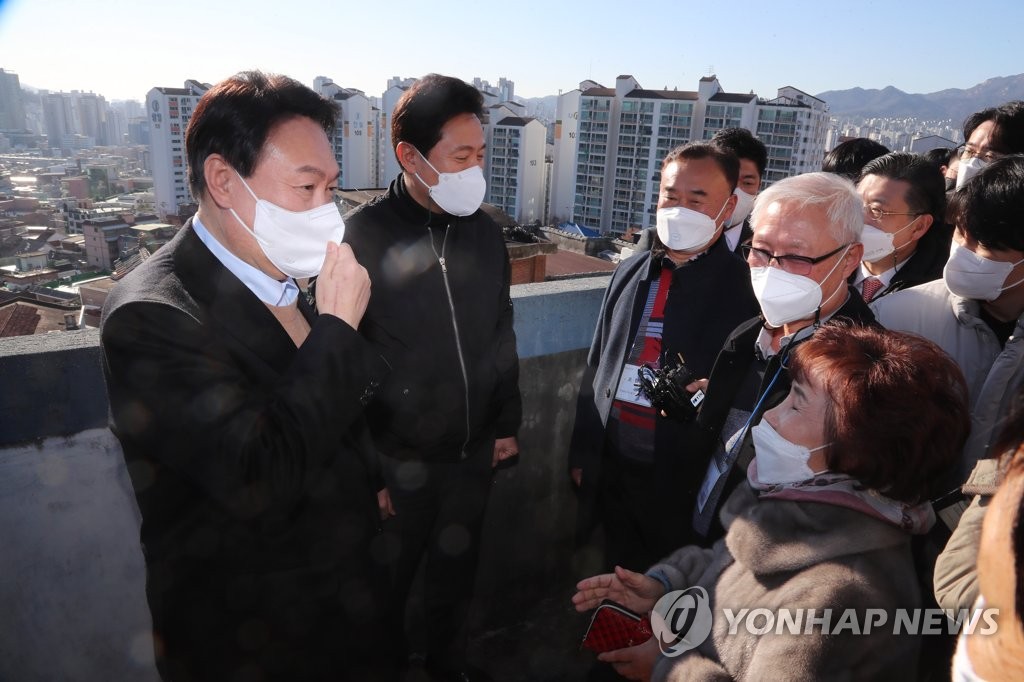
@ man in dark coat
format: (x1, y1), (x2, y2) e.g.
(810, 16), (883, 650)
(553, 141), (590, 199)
(568, 142), (759, 572)
(854, 152), (950, 302)
(344, 74), (521, 682)
(101, 71), (392, 681)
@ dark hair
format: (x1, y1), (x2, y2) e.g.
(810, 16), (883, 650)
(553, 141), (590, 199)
(963, 101), (1024, 155)
(711, 127), (768, 176)
(948, 154), (1024, 251)
(981, 381), (1024, 633)
(822, 138), (890, 180)
(922, 146), (955, 171)
(391, 74), (484, 160)
(185, 71), (338, 199)
(859, 152), (946, 229)
(1012, 459), (1024, 631)
(991, 406), (1024, 632)
(662, 142), (740, 192)
(788, 323), (969, 503)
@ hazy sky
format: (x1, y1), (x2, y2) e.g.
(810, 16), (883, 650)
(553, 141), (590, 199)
(1, 0), (1021, 103)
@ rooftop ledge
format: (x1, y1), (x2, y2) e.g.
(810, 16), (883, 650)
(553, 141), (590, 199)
(0, 276), (610, 681)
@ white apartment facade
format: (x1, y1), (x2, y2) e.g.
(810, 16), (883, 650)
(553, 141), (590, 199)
(378, 77), (416, 187)
(550, 75), (830, 235)
(146, 80), (208, 220)
(484, 105), (546, 224)
(314, 79), (378, 189)
(755, 86), (829, 185)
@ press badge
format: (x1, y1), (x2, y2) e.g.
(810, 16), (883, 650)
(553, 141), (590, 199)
(614, 363), (652, 408)
(696, 456), (726, 513)
(696, 424), (746, 513)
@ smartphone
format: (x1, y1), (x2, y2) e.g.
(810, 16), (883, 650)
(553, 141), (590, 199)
(580, 599), (653, 653)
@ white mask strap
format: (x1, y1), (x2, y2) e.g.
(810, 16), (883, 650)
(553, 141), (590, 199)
(712, 196), (731, 226)
(233, 169), (259, 202)
(814, 244), (853, 321)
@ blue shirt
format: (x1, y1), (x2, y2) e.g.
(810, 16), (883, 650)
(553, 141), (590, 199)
(192, 216), (299, 307)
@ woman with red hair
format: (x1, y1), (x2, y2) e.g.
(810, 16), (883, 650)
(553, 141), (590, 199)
(574, 324), (970, 680)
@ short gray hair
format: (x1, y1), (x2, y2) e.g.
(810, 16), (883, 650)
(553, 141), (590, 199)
(750, 172), (864, 244)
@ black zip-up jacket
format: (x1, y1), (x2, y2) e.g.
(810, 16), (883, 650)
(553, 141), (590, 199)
(344, 175), (521, 462)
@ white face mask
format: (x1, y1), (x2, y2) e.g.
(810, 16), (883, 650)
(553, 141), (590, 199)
(751, 419), (830, 485)
(727, 188), (756, 228)
(413, 149), (487, 216)
(860, 215), (921, 263)
(956, 156), (989, 190)
(749, 245), (851, 327)
(229, 171), (345, 279)
(656, 198), (730, 252)
(944, 241), (1024, 302)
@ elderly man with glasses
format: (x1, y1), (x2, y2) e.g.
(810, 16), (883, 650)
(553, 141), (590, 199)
(681, 172), (879, 545)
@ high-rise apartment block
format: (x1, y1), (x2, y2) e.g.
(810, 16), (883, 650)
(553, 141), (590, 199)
(549, 75), (828, 234)
(0, 69), (26, 131)
(38, 90), (117, 151)
(474, 77), (516, 107)
(314, 78), (378, 189)
(146, 80), (208, 220)
(378, 77), (417, 186)
(484, 105), (547, 224)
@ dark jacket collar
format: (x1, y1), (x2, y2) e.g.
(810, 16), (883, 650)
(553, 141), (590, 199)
(173, 219), (309, 374)
(645, 233), (731, 279)
(388, 173), (480, 228)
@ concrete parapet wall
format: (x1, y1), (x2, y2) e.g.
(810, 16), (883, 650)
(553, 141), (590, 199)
(0, 276), (611, 679)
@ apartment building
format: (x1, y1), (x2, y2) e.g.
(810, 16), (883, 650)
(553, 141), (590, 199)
(550, 75), (829, 235)
(485, 105), (546, 224)
(378, 77), (417, 186)
(145, 80), (208, 220)
(314, 78), (377, 189)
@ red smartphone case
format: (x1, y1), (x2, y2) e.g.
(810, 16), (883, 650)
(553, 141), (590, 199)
(580, 600), (654, 653)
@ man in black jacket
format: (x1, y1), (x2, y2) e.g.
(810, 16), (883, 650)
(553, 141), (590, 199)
(714, 128), (767, 258)
(568, 143), (759, 572)
(101, 72), (391, 681)
(343, 74), (521, 682)
(683, 171), (878, 544)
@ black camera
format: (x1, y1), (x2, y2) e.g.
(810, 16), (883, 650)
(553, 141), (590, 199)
(636, 354), (705, 423)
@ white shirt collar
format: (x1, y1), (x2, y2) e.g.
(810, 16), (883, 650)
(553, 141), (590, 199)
(754, 296), (848, 360)
(192, 215), (299, 307)
(854, 261), (899, 289)
(755, 324), (816, 360)
(724, 223), (744, 252)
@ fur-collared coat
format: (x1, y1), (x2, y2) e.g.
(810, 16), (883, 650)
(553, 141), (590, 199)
(651, 480), (923, 681)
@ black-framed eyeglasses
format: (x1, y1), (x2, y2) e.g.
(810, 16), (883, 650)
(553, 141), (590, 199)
(865, 205), (924, 222)
(742, 242), (850, 276)
(960, 145), (1004, 164)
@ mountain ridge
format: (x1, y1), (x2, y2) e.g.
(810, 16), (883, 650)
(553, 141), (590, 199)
(815, 74), (1024, 120)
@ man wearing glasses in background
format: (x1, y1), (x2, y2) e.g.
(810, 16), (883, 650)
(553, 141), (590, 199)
(675, 172), (877, 546)
(854, 152), (949, 302)
(954, 101), (1024, 190)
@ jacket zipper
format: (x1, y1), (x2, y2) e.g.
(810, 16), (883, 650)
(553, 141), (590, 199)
(431, 224), (472, 459)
